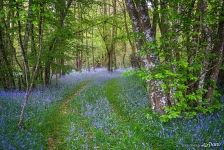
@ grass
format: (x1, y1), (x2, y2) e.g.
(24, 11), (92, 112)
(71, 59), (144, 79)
(35, 80), (91, 149)
(0, 70), (224, 149)
(103, 78), (176, 149)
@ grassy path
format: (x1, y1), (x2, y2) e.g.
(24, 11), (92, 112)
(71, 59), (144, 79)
(1, 71), (223, 149)
(29, 75), (224, 149)
(39, 77), (169, 149)
(38, 80), (90, 150)
(104, 79), (165, 149)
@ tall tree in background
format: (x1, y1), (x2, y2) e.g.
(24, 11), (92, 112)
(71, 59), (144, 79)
(0, 0), (16, 90)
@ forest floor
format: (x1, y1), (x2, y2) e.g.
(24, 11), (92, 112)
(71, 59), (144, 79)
(0, 69), (224, 150)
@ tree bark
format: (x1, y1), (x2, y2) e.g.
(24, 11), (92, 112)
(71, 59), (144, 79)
(125, 0), (168, 114)
(205, 2), (224, 102)
(18, 1), (45, 127)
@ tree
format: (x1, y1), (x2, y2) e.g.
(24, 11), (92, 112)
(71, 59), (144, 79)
(125, 0), (169, 114)
(125, 0), (224, 118)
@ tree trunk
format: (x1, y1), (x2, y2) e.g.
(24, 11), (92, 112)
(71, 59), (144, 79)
(205, 2), (224, 102)
(18, 1), (45, 127)
(125, 0), (168, 114)
(91, 26), (95, 70)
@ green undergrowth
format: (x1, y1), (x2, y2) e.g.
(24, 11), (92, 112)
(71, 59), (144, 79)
(1, 75), (223, 149)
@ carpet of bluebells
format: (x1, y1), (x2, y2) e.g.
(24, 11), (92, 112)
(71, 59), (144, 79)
(0, 68), (224, 149)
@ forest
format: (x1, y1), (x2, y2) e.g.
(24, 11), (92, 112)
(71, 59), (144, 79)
(0, 0), (224, 149)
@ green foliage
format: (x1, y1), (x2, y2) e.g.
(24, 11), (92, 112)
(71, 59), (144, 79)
(123, 69), (151, 81)
(123, 0), (224, 122)
(128, 57), (223, 122)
